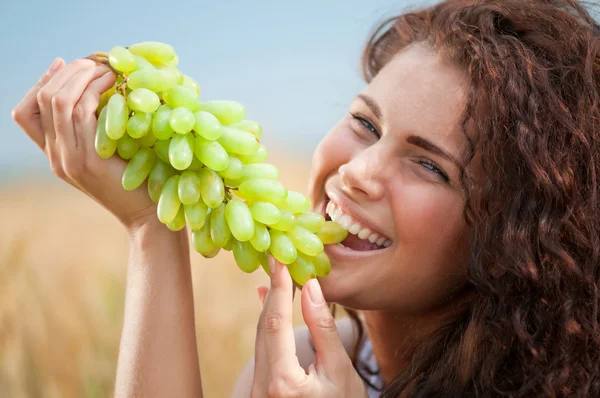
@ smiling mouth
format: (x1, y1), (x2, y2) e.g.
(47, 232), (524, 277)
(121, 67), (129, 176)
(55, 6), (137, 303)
(323, 197), (392, 252)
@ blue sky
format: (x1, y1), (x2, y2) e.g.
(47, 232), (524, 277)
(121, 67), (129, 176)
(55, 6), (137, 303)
(0, 0), (436, 178)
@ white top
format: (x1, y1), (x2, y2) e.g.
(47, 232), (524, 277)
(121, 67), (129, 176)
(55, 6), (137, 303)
(356, 337), (384, 397)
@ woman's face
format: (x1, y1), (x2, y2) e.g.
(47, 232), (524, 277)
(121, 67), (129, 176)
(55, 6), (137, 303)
(308, 43), (473, 312)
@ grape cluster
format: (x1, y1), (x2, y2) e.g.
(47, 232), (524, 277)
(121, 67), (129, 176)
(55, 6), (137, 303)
(90, 42), (348, 285)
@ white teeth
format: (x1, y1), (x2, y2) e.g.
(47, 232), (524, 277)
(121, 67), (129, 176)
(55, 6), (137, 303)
(332, 207), (342, 222)
(326, 201), (334, 215)
(368, 233), (379, 243)
(358, 228), (371, 239)
(339, 214), (352, 230)
(376, 237), (386, 246)
(383, 240), (392, 248)
(349, 222), (361, 235)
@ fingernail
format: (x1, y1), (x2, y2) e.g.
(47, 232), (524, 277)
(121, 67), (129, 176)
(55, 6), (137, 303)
(307, 279), (324, 305)
(268, 256), (278, 276)
(47, 58), (61, 74)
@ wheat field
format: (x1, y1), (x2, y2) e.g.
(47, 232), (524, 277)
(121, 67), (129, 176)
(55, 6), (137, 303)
(0, 151), (319, 397)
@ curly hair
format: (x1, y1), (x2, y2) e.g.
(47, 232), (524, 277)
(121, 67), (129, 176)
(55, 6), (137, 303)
(352, 0), (600, 396)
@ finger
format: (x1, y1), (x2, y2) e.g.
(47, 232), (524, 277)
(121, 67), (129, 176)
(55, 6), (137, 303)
(256, 286), (269, 308)
(12, 58), (64, 151)
(301, 278), (349, 371)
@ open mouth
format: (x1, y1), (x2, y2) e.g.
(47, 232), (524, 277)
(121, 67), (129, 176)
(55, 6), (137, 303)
(322, 197), (392, 252)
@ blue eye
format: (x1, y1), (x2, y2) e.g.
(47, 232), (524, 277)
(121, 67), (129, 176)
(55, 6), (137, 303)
(350, 113), (380, 138)
(419, 159), (449, 182)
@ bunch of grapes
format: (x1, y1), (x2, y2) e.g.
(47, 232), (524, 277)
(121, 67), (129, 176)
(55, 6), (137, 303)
(89, 42), (348, 285)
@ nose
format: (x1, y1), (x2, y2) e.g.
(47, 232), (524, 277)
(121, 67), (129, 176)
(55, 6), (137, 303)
(338, 155), (385, 201)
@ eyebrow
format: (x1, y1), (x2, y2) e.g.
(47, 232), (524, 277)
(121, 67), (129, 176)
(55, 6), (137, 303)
(356, 94), (458, 166)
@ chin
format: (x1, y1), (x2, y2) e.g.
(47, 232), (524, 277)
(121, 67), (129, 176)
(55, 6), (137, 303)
(317, 268), (370, 310)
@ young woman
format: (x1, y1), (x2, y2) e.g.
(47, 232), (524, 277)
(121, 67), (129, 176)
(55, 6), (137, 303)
(12, 0), (600, 396)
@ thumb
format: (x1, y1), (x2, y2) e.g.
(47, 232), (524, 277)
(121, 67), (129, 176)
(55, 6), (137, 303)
(300, 279), (349, 370)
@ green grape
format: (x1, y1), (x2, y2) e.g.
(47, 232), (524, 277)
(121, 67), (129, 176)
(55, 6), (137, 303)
(286, 225), (324, 256)
(126, 112), (152, 139)
(192, 217), (217, 255)
(225, 199), (254, 242)
(249, 221), (270, 252)
(188, 156), (203, 171)
(194, 136), (229, 171)
(268, 230), (297, 265)
(158, 175), (181, 224)
(140, 132), (157, 148)
(199, 168), (225, 208)
(169, 107), (195, 134)
(169, 133), (195, 170)
(210, 203), (231, 247)
(238, 178), (287, 205)
(117, 135), (140, 160)
(95, 107), (117, 159)
(127, 41), (176, 66)
(105, 93), (129, 140)
(312, 251), (331, 277)
(229, 120), (262, 138)
(152, 104), (174, 140)
(184, 201), (208, 230)
(296, 212), (325, 233)
(259, 251), (270, 275)
(280, 191), (311, 213)
(217, 156), (243, 180)
(315, 221), (349, 244)
(238, 144), (268, 164)
(202, 247), (222, 259)
(167, 206), (186, 231)
(127, 69), (179, 92)
(161, 67), (184, 85)
(134, 55), (155, 70)
(218, 126), (259, 155)
(96, 84), (115, 117)
(164, 54), (179, 68)
(122, 148), (156, 190)
(249, 201), (281, 225)
(221, 235), (235, 251)
(197, 100), (246, 125)
(148, 160), (175, 203)
(108, 46), (136, 74)
(163, 85), (200, 111)
(241, 163), (279, 181)
(288, 254), (317, 286)
(127, 88), (160, 113)
(182, 74), (200, 95)
(232, 240), (260, 273)
(225, 178), (243, 188)
(178, 170), (201, 205)
(153, 139), (171, 163)
(270, 210), (296, 232)
(194, 111), (222, 140)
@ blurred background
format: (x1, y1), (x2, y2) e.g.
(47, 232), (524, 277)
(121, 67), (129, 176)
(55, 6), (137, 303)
(1, 0), (435, 396)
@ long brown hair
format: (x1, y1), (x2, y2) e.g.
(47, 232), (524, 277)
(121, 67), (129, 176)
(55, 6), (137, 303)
(350, 0), (600, 396)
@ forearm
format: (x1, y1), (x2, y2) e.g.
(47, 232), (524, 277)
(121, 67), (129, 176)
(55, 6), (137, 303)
(114, 221), (203, 398)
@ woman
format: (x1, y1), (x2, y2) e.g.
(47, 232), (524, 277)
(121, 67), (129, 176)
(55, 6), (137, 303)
(12, 0), (600, 396)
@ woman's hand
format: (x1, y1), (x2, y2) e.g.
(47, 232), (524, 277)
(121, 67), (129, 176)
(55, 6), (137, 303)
(12, 57), (158, 231)
(252, 257), (368, 398)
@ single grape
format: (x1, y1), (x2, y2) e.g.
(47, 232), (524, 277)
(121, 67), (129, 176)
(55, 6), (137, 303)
(268, 230), (297, 265)
(198, 168), (225, 208)
(296, 212), (325, 233)
(238, 178), (287, 205)
(97, 84), (116, 117)
(164, 54), (179, 68)
(188, 155), (203, 171)
(197, 100), (246, 125)
(169, 107), (195, 134)
(163, 85), (200, 111)
(270, 210), (296, 232)
(127, 69), (179, 92)
(153, 139), (171, 164)
(238, 144), (268, 164)
(127, 41), (176, 66)
(194, 136), (229, 172)
(259, 251), (270, 276)
(139, 130), (157, 148)
(315, 221), (349, 244)
(286, 225), (324, 256)
(182, 74), (201, 95)
(117, 135), (140, 160)
(178, 170), (201, 205)
(222, 235), (235, 251)
(249, 201), (281, 225)
(210, 203), (231, 247)
(241, 163), (279, 181)
(169, 133), (195, 170)
(249, 221), (270, 252)
(184, 200), (208, 230)
(312, 251), (331, 277)
(194, 111), (222, 140)
(225, 199), (254, 241)
(95, 107), (117, 159)
(148, 160), (175, 203)
(167, 206), (187, 231)
(232, 240), (260, 273)
(105, 93), (129, 140)
(192, 217), (217, 255)
(134, 55), (155, 70)
(279, 191), (311, 213)
(152, 104), (174, 140)
(287, 254), (317, 286)
(229, 120), (262, 138)
(108, 46), (136, 73)
(122, 148), (156, 190)
(127, 88), (160, 113)
(158, 175), (181, 224)
(126, 112), (152, 139)
(218, 126), (260, 155)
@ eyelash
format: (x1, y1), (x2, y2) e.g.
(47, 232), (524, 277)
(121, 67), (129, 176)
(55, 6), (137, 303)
(349, 113), (450, 183)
